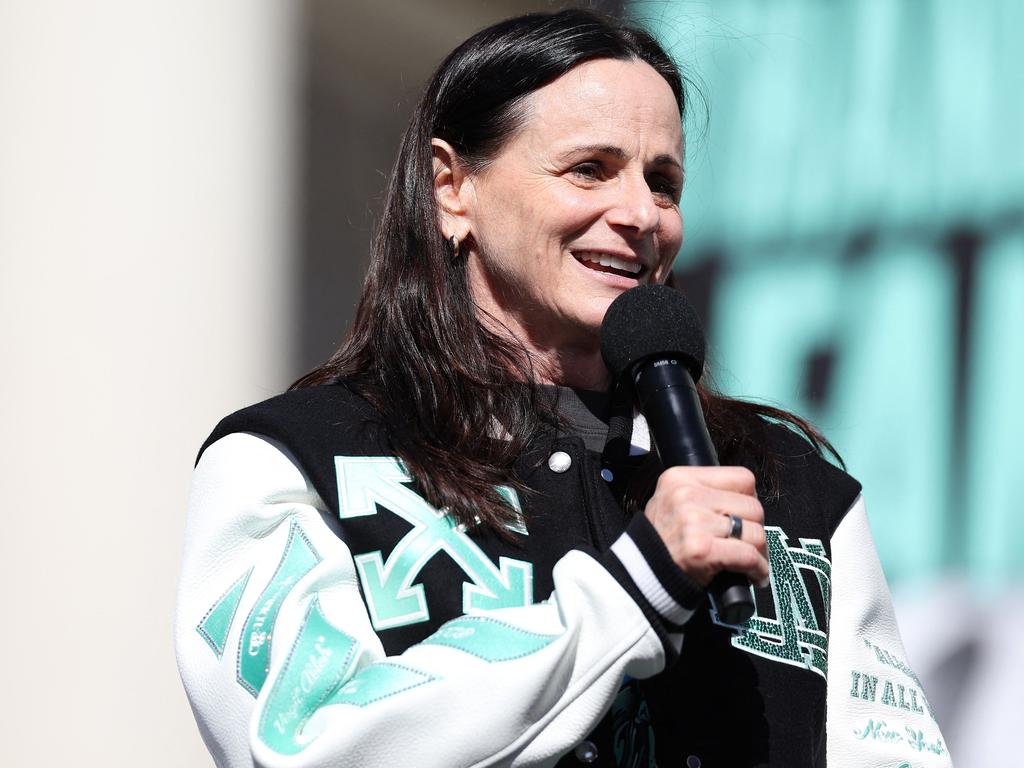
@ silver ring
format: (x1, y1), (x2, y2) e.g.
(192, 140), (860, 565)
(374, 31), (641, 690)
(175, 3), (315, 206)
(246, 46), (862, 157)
(727, 514), (743, 539)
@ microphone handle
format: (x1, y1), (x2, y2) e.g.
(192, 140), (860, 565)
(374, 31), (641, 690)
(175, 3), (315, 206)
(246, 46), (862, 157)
(635, 359), (756, 625)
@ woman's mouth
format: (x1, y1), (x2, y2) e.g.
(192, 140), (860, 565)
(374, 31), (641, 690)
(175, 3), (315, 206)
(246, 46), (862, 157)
(573, 251), (646, 279)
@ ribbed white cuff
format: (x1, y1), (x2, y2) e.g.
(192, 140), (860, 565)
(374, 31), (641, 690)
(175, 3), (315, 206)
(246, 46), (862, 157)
(610, 533), (693, 627)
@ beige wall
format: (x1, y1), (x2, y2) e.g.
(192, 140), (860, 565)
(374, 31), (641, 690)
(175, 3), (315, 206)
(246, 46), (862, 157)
(0, 1), (587, 764)
(0, 1), (297, 764)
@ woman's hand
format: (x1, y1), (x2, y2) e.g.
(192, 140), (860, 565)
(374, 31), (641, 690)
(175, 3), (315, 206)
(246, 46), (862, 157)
(643, 466), (769, 587)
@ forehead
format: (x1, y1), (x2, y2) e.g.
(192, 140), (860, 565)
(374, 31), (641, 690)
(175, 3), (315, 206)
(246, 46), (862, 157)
(518, 58), (683, 156)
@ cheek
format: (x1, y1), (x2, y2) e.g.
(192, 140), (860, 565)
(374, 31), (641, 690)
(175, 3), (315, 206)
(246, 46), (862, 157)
(473, 203), (529, 262)
(532, 186), (604, 239)
(655, 212), (683, 278)
(481, 184), (565, 243)
(473, 179), (604, 268)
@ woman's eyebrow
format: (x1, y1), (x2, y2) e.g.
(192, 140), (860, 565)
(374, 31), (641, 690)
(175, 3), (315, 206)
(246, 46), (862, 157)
(651, 153), (682, 171)
(557, 145), (682, 170)
(557, 144), (628, 161)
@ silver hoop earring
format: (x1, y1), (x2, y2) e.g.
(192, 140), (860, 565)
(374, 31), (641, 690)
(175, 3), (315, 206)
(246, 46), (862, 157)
(450, 234), (461, 259)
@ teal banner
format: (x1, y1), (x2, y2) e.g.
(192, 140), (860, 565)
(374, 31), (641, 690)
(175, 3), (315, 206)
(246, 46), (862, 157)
(630, 0), (1024, 589)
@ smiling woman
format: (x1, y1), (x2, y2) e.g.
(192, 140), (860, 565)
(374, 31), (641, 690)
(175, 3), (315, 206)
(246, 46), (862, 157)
(435, 58), (684, 386)
(176, 9), (951, 768)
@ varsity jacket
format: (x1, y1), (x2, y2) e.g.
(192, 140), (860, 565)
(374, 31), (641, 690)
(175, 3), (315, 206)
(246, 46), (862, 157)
(175, 384), (952, 767)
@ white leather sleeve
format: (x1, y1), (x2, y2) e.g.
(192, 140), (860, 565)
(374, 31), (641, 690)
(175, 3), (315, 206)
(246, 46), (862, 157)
(826, 496), (953, 766)
(175, 433), (667, 768)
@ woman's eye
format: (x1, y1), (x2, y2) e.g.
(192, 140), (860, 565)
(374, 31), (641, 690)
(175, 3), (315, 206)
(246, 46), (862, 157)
(649, 176), (681, 202)
(571, 162), (602, 180)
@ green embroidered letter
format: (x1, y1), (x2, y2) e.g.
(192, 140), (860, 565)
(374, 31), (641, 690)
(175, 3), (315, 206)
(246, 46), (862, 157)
(718, 527), (830, 677)
(881, 680), (897, 707)
(862, 674), (879, 702)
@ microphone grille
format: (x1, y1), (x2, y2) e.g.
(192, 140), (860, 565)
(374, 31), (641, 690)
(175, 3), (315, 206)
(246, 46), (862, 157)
(600, 284), (707, 382)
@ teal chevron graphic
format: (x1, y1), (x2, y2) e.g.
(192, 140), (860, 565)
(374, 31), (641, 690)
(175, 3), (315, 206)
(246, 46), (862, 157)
(327, 662), (435, 708)
(197, 567), (253, 658)
(335, 457), (534, 630)
(258, 597), (361, 755)
(238, 522), (322, 695)
(196, 521), (322, 697)
(421, 615), (558, 662)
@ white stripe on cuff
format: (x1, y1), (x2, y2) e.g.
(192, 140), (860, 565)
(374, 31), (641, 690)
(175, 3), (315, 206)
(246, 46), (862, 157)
(610, 532), (694, 627)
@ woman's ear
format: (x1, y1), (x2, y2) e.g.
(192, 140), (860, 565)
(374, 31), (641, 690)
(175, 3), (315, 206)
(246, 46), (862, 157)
(432, 138), (473, 241)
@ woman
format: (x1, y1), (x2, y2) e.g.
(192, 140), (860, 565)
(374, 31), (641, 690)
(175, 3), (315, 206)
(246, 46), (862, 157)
(176, 10), (951, 768)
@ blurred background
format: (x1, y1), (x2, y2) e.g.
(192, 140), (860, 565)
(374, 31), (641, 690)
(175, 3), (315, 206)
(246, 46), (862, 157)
(2, 0), (1019, 765)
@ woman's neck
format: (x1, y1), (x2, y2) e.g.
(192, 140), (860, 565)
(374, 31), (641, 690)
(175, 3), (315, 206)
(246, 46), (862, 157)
(467, 280), (613, 390)
(477, 308), (611, 389)
(532, 345), (610, 390)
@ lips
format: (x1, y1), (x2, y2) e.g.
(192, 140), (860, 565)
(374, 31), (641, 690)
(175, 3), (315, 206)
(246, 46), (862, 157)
(573, 250), (646, 279)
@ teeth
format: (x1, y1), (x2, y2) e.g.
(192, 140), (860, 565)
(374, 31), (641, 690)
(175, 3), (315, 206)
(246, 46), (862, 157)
(576, 251), (642, 274)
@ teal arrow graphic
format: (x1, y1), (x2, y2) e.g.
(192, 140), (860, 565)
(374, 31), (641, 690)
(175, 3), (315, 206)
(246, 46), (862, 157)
(335, 457), (534, 630)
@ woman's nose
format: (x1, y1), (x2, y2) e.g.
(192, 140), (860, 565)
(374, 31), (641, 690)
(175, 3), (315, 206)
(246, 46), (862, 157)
(605, 173), (660, 237)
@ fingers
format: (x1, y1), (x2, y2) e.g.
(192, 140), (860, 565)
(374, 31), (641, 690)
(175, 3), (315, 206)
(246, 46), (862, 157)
(644, 464), (769, 587)
(709, 537), (770, 584)
(657, 465), (756, 496)
(653, 480), (764, 526)
(703, 486), (764, 521)
(657, 525), (769, 586)
(719, 512), (766, 551)
(653, 502), (763, 549)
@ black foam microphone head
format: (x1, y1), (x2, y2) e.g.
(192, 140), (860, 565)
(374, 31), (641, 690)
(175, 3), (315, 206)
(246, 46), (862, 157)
(600, 284), (707, 383)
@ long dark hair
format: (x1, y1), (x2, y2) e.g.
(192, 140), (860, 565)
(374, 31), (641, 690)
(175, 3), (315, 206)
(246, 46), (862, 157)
(294, 9), (836, 532)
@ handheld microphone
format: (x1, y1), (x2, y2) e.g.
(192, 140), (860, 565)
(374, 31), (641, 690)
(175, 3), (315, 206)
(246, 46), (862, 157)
(600, 284), (755, 625)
